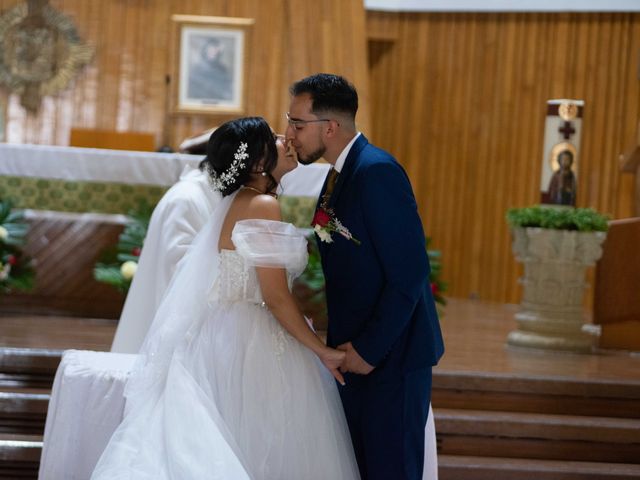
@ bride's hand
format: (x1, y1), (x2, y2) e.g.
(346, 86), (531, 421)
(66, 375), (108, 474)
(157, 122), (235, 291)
(319, 347), (346, 386)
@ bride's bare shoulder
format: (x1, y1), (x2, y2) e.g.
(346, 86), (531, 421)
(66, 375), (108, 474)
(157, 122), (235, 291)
(245, 194), (281, 222)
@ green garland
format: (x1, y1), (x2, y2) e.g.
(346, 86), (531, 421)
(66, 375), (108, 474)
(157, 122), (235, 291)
(0, 199), (35, 293)
(93, 205), (152, 293)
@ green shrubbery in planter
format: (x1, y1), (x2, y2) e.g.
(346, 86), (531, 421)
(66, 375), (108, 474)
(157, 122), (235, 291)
(506, 205), (609, 232)
(505, 204), (610, 352)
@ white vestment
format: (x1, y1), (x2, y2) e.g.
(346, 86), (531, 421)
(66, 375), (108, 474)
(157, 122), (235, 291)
(110, 166), (220, 353)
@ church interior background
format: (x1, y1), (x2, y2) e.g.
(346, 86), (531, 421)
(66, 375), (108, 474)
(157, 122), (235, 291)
(1, 0), (639, 478)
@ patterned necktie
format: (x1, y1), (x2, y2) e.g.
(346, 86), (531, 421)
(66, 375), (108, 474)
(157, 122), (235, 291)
(321, 167), (339, 208)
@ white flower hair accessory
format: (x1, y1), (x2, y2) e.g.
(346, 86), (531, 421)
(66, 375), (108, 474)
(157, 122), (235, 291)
(207, 142), (250, 192)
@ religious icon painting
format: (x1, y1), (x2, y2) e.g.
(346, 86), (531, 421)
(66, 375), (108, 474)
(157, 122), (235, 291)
(539, 99), (584, 206)
(170, 15), (254, 115)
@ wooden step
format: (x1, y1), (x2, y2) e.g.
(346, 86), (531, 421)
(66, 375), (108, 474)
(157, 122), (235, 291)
(0, 433), (41, 479)
(0, 348), (62, 377)
(438, 455), (640, 480)
(0, 391), (49, 435)
(435, 409), (640, 463)
(433, 371), (640, 418)
(0, 372), (54, 390)
(0, 348), (62, 394)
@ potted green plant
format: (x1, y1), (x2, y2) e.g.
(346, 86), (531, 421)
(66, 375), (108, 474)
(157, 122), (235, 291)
(505, 205), (609, 352)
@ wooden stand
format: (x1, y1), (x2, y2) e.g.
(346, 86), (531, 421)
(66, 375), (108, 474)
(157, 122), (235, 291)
(70, 128), (156, 152)
(594, 217), (640, 350)
(620, 121), (640, 216)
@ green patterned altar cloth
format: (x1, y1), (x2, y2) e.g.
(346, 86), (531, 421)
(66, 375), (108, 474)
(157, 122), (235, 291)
(0, 176), (168, 214)
(0, 175), (317, 226)
(0, 143), (328, 227)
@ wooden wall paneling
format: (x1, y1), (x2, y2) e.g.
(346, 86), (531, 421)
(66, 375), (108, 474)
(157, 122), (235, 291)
(366, 11), (640, 304)
(604, 15), (626, 213)
(71, 1), (96, 137)
(467, 14), (496, 298)
(98, 0), (123, 130)
(149, 1), (173, 147)
(0, 0), (368, 146)
(484, 14), (508, 301)
(448, 14), (478, 300)
(588, 15), (612, 210)
(618, 19), (640, 218)
(492, 14), (514, 301)
(421, 13), (444, 255)
(498, 14), (523, 301)
(614, 16), (633, 218)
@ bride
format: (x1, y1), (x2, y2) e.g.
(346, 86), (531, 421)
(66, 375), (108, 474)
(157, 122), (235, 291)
(91, 117), (360, 479)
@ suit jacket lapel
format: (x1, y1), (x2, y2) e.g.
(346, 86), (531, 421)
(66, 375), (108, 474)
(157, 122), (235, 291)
(328, 134), (369, 210)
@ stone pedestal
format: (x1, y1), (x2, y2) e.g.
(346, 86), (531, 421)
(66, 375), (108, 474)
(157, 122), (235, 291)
(508, 227), (607, 352)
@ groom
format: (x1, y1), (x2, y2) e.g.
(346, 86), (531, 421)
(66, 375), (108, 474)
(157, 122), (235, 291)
(286, 74), (444, 480)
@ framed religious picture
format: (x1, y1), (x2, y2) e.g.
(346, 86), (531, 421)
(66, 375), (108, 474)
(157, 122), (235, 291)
(170, 15), (254, 115)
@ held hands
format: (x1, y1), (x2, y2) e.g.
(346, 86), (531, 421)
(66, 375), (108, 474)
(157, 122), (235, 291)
(337, 342), (374, 375)
(319, 347), (347, 386)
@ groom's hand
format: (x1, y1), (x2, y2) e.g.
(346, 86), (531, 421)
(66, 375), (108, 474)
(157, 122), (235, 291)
(337, 342), (374, 375)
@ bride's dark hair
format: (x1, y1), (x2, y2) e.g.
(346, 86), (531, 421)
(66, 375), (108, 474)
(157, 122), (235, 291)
(200, 117), (278, 196)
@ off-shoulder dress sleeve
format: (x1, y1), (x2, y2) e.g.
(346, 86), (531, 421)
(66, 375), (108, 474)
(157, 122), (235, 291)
(231, 219), (308, 278)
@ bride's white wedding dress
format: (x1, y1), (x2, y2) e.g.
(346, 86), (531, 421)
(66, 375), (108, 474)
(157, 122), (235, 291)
(91, 192), (360, 479)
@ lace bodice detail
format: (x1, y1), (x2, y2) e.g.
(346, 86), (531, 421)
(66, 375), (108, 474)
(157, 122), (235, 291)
(213, 249), (303, 305)
(209, 220), (308, 305)
(214, 249), (265, 304)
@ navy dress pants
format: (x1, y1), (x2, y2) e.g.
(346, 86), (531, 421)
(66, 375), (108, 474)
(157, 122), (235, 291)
(338, 368), (432, 480)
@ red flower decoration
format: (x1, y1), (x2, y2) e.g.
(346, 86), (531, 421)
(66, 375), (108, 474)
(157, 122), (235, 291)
(7, 255), (17, 266)
(131, 247), (141, 257)
(311, 207), (360, 245)
(431, 282), (438, 295)
(311, 209), (331, 228)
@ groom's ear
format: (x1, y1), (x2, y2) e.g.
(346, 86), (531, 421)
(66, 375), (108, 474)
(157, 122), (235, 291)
(325, 119), (340, 137)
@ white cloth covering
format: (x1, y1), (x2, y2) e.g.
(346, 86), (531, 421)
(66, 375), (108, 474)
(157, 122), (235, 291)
(0, 143), (200, 185)
(0, 143), (330, 196)
(38, 350), (137, 480)
(110, 166), (221, 353)
(38, 350), (438, 479)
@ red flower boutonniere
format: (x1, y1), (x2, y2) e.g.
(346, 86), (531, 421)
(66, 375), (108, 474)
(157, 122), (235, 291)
(311, 208), (361, 245)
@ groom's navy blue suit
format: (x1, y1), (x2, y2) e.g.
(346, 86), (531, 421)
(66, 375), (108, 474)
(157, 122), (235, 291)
(316, 134), (444, 480)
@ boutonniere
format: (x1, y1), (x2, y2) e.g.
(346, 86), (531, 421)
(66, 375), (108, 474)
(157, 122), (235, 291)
(311, 208), (361, 245)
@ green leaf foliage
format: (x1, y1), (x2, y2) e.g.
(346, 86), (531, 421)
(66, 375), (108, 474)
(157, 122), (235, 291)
(506, 205), (609, 232)
(93, 203), (151, 293)
(0, 199), (35, 294)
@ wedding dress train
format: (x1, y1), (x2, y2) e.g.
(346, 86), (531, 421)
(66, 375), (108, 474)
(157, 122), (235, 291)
(91, 193), (360, 479)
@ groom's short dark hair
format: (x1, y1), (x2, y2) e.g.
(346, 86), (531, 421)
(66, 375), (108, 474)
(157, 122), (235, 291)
(290, 73), (358, 119)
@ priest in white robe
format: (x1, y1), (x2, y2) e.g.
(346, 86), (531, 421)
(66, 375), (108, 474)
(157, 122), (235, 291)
(110, 164), (221, 353)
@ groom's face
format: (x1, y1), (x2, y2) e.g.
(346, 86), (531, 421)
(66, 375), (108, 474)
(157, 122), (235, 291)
(286, 93), (327, 165)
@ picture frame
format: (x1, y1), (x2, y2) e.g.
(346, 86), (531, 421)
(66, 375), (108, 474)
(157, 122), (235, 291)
(170, 15), (254, 115)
